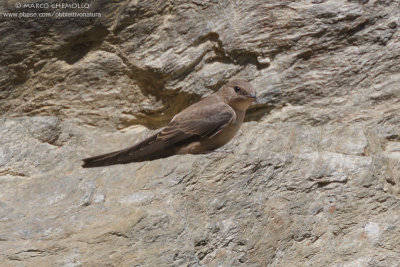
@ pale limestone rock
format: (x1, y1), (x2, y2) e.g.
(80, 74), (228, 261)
(0, 0), (400, 266)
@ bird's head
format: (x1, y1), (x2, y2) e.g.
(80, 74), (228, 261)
(219, 80), (256, 111)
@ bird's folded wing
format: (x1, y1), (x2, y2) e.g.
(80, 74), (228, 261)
(82, 103), (235, 167)
(157, 103), (236, 144)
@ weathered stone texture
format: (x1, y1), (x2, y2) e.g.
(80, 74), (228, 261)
(0, 0), (399, 266)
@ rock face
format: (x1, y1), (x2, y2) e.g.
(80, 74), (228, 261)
(1, 0), (399, 266)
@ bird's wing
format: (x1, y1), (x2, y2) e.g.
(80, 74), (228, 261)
(82, 103), (235, 167)
(157, 103), (236, 144)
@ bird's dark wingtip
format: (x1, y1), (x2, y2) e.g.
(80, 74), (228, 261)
(81, 150), (123, 168)
(81, 158), (94, 168)
(81, 155), (106, 168)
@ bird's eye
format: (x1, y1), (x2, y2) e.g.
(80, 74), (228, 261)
(234, 86), (241, 93)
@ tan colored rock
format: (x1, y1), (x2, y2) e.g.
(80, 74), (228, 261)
(1, 0), (400, 266)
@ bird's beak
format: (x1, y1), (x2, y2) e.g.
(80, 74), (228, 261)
(246, 94), (257, 100)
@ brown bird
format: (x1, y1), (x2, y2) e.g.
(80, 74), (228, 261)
(82, 79), (256, 168)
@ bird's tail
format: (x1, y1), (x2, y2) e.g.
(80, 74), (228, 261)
(82, 134), (174, 168)
(82, 149), (129, 168)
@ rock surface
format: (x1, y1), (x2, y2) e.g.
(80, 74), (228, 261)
(1, 0), (400, 266)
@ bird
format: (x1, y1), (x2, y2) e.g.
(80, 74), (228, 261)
(82, 79), (256, 168)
